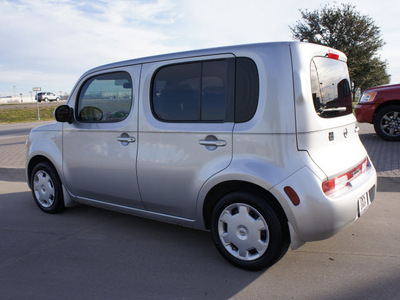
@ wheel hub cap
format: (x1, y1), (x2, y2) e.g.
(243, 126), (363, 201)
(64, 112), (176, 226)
(381, 111), (400, 137)
(237, 225), (249, 240)
(33, 170), (55, 208)
(218, 203), (269, 261)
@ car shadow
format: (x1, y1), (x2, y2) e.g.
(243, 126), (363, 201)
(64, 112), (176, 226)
(0, 167), (25, 182)
(378, 176), (400, 193)
(359, 132), (400, 174)
(0, 190), (263, 299)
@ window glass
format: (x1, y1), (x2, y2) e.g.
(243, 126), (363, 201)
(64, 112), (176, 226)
(77, 72), (132, 123)
(152, 60), (230, 122)
(235, 58), (259, 123)
(311, 57), (352, 118)
(153, 63), (201, 121)
(201, 60), (229, 121)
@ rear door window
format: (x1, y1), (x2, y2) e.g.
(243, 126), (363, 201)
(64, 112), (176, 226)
(152, 57), (259, 123)
(152, 59), (234, 122)
(311, 57), (352, 118)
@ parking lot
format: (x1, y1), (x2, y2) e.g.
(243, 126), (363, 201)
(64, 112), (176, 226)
(0, 121), (399, 299)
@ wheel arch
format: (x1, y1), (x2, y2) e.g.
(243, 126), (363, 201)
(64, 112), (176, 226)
(202, 180), (288, 230)
(372, 100), (400, 123)
(27, 155), (59, 189)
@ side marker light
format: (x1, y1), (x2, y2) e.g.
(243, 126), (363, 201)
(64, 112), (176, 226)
(284, 186), (300, 206)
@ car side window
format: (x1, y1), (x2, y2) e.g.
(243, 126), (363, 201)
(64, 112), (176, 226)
(77, 72), (133, 123)
(235, 58), (259, 123)
(152, 59), (234, 122)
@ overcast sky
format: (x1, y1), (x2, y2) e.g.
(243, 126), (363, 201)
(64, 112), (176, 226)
(0, 0), (399, 96)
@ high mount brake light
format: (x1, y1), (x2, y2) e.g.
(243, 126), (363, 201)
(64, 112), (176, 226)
(327, 51), (339, 60)
(322, 158), (368, 195)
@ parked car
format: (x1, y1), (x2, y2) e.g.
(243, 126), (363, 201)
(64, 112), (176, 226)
(35, 92), (60, 102)
(354, 84), (400, 141)
(26, 42), (377, 270)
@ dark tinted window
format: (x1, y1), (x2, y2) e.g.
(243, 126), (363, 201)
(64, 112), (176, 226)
(235, 58), (259, 123)
(152, 60), (233, 122)
(202, 60), (230, 121)
(152, 58), (258, 123)
(311, 57), (352, 118)
(77, 72), (132, 123)
(153, 63), (201, 121)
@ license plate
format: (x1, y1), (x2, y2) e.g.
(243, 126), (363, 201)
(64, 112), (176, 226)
(358, 192), (371, 217)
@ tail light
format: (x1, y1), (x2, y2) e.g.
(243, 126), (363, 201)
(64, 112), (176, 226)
(322, 158), (368, 195)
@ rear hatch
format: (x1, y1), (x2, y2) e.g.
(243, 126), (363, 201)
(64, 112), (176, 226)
(291, 43), (368, 181)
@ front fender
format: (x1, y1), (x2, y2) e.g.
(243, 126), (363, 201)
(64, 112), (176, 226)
(26, 123), (63, 187)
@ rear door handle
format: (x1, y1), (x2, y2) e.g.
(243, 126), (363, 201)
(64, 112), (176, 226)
(117, 137), (136, 143)
(199, 140), (227, 147)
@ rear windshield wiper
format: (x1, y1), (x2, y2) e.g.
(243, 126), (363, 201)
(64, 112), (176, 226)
(320, 107), (347, 113)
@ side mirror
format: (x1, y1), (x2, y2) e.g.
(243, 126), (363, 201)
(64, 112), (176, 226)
(54, 105), (74, 124)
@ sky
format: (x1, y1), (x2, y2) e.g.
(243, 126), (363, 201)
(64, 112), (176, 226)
(0, 0), (399, 97)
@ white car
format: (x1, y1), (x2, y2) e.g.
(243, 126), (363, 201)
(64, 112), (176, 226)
(36, 92), (60, 102)
(26, 42), (377, 270)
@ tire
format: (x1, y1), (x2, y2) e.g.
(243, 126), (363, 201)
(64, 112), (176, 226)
(211, 192), (289, 271)
(373, 105), (400, 141)
(31, 162), (65, 213)
(44, 98), (48, 102)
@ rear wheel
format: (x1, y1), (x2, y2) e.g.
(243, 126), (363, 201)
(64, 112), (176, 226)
(211, 192), (289, 270)
(31, 162), (64, 213)
(374, 105), (400, 141)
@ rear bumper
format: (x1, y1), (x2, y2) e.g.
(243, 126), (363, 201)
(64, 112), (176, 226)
(271, 161), (377, 247)
(354, 103), (377, 123)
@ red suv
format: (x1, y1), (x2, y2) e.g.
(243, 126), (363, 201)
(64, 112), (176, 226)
(355, 84), (400, 141)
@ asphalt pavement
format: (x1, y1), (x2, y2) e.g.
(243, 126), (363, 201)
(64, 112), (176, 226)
(0, 121), (399, 299)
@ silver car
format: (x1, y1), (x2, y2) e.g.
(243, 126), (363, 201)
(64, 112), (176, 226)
(26, 42), (377, 270)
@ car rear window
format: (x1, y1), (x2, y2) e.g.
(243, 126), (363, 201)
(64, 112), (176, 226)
(310, 57), (352, 118)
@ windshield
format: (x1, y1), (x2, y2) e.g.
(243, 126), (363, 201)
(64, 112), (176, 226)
(311, 57), (352, 118)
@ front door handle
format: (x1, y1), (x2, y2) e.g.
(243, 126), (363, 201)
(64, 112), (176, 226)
(117, 133), (136, 146)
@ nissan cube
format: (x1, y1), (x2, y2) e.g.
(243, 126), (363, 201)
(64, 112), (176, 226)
(26, 42), (377, 270)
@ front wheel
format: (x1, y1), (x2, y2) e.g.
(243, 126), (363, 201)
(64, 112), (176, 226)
(373, 105), (400, 141)
(31, 162), (64, 213)
(211, 192), (289, 270)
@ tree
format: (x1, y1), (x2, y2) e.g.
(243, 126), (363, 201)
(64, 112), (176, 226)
(290, 3), (390, 96)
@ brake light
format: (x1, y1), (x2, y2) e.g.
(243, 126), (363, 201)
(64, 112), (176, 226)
(327, 51), (339, 60)
(322, 158), (368, 195)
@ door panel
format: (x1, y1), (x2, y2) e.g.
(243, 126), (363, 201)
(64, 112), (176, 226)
(62, 66), (144, 208)
(137, 56), (235, 220)
(138, 126), (233, 219)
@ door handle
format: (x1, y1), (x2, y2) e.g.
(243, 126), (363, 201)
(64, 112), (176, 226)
(117, 137), (136, 143)
(199, 140), (227, 147)
(117, 133), (136, 146)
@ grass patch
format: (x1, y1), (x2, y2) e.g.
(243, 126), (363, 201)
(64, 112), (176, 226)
(0, 103), (60, 124)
